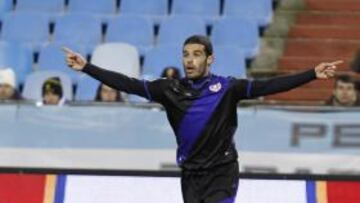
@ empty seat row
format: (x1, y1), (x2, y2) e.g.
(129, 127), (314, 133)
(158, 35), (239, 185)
(1, 13), (260, 57)
(1, 0), (272, 26)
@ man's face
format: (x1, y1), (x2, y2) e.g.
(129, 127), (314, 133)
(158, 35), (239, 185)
(0, 84), (14, 100)
(100, 84), (118, 102)
(183, 44), (213, 80)
(334, 80), (358, 106)
(43, 91), (61, 105)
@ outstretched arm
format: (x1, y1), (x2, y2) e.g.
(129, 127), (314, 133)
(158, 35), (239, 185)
(62, 47), (167, 102)
(233, 60), (342, 100)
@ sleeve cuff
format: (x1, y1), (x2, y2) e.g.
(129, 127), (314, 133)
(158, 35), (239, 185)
(82, 63), (93, 74)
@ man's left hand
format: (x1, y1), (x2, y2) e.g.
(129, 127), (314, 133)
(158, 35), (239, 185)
(315, 60), (343, 79)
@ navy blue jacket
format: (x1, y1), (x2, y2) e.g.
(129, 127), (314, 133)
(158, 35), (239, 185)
(83, 63), (316, 170)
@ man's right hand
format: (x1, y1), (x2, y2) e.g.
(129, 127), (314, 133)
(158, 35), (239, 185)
(62, 47), (87, 71)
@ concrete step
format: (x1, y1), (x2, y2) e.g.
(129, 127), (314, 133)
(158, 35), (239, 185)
(305, 0), (360, 12)
(297, 12), (360, 26)
(289, 25), (360, 40)
(278, 56), (352, 71)
(265, 87), (332, 101)
(283, 39), (360, 57)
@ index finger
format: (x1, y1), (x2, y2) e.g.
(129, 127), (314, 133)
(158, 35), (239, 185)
(328, 60), (344, 66)
(61, 47), (75, 55)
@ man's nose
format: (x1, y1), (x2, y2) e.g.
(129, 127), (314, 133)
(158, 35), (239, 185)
(186, 58), (194, 65)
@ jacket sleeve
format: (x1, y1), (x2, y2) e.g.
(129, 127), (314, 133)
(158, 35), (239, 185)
(232, 69), (317, 100)
(82, 63), (168, 103)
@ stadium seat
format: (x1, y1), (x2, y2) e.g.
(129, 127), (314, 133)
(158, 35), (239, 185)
(38, 43), (86, 82)
(211, 46), (246, 77)
(75, 74), (100, 101)
(0, 0), (12, 16)
(91, 43), (140, 78)
(0, 42), (33, 85)
(68, 0), (116, 15)
(120, 0), (168, 23)
(105, 15), (154, 55)
(143, 45), (183, 77)
(22, 70), (73, 101)
(158, 16), (206, 46)
(171, 0), (220, 24)
(53, 14), (102, 52)
(223, 0), (273, 26)
(211, 17), (260, 58)
(15, 0), (64, 13)
(1, 13), (50, 50)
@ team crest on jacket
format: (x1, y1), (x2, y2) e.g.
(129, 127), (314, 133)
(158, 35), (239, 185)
(209, 82), (222, 92)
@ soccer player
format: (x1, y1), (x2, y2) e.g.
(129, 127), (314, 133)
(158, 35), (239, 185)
(63, 35), (341, 203)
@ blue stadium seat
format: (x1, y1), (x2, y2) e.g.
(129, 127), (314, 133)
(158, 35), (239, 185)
(211, 18), (260, 58)
(53, 14), (102, 52)
(211, 46), (246, 77)
(75, 74), (100, 101)
(0, 0), (12, 16)
(0, 42), (33, 85)
(1, 13), (50, 50)
(158, 16), (206, 46)
(22, 70), (73, 101)
(105, 16), (154, 55)
(120, 0), (168, 23)
(91, 43), (140, 78)
(223, 0), (273, 26)
(171, 0), (220, 24)
(68, 0), (116, 15)
(15, 0), (64, 13)
(143, 45), (183, 77)
(38, 43), (87, 82)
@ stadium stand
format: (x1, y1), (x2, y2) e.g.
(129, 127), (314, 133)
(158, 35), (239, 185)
(105, 15), (154, 55)
(0, 0), (12, 16)
(157, 16), (207, 46)
(1, 13), (50, 50)
(52, 13), (102, 52)
(67, 0), (116, 15)
(264, 0), (360, 103)
(0, 0), (277, 102)
(120, 0), (168, 23)
(171, 0), (220, 24)
(15, 0), (64, 13)
(75, 74), (100, 101)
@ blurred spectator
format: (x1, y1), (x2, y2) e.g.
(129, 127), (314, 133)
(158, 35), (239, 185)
(0, 68), (21, 101)
(42, 77), (65, 105)
(161, 66), (181, 79)
(326, 74), (360, 106)
(95, 83), (123, 102)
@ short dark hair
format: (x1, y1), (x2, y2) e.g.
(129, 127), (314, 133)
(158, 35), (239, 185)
(42, 77), (63, 97)
(335, 74), (356, 88)
(183, 35), (213, 56)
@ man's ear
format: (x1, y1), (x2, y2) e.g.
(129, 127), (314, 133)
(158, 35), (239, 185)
(207, 55), (214, 66)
